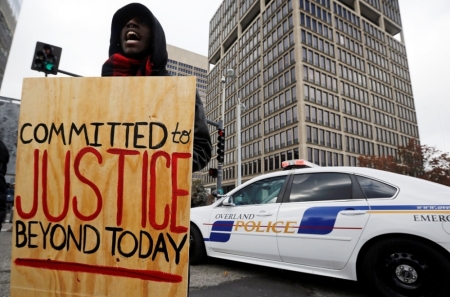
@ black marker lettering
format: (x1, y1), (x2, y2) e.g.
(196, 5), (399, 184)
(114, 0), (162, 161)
(107, 122), (121, 147)
(89, 123), (104, 147)
(49, 123), (66, 145)
(133, 122), (147, 149)
(122, 123), (134, 148)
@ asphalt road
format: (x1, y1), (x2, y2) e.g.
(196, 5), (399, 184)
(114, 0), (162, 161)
(0, 222), (369, 297)
(189, 258), (369, 297)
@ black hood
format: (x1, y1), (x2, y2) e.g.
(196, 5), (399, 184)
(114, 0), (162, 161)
(108, 3), (168, 75)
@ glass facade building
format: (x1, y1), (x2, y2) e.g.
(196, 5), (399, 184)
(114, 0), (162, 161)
(202, 0), (418, 192)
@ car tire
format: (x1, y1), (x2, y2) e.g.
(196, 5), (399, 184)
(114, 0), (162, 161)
(189, 223), (206, 265)
(361, 237), (450, 297)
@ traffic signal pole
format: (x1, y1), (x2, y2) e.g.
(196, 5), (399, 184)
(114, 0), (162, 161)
(206, 119), (221, 192)
(217, 75), (227, 194)
(58, 69), (82, 77)
(207, 69), (235, 195)
(217, 119), (224, 194)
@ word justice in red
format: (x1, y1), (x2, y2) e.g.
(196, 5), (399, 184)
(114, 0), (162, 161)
(15, 148), (191, 234)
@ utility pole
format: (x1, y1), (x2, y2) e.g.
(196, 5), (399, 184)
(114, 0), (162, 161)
(236, 98), (246, 186)
(216, 69), (235, 194)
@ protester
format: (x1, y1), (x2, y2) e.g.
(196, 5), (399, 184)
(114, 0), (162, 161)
(102, 3), (212, 172)
(0, 140), (9, 232)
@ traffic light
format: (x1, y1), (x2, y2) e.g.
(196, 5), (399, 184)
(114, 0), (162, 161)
(208, 168), (218, 178)
(217, 129), (225, 163)
(31, 42), (62, 75)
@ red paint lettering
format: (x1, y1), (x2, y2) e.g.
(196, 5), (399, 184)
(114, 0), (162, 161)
(72, 147), (103, 221)
(42, 150), (71, 222)
(170, 153), (191, 233)
(149, 151), (170, 230)
(16, 149), (40, 219)
(106, 148), (140, 226)
(141, 151), (148, 228)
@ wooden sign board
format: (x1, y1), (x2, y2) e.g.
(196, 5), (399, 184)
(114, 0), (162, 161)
(10, 77), (196, 297)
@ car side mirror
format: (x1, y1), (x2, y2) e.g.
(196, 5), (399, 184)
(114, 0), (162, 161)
(222, 196), (235, 207)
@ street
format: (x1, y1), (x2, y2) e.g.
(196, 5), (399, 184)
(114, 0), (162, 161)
(1, 221), (369, 297)
(189, 258), (369, 297)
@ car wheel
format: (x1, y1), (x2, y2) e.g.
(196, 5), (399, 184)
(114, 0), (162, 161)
(361, 237), (450, 297)
(189, 224), (206, 265)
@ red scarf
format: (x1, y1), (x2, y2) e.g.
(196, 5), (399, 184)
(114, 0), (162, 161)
(101, 53), (152, 76)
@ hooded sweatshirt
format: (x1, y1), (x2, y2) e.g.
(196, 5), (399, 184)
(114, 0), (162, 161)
(102, 3), (211, 172)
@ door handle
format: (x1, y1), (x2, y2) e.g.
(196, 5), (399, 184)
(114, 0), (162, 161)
(340, 210), (367, 216)
(256, 211), (273, 217)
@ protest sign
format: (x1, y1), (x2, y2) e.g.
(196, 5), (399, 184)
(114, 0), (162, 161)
(10, 77), (196, 297)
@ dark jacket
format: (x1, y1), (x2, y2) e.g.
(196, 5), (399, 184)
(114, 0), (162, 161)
(102, 3), (212, 172)
(0, 140), (8, 196)
(0, 140), (9, 216)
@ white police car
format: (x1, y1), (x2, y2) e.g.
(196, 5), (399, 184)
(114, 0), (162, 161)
(190, 160), (450, 297)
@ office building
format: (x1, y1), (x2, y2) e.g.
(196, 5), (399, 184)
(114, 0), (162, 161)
(166, 44), (208, 104)
(202, 0), (419, 192)
(0, 96), (19, 183)
(0, 0), (21, 90)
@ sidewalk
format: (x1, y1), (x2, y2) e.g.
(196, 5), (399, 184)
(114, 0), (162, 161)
(1, 207), (13, 232)
(0, 227), (12, 297)
(0, 222), (12, 232)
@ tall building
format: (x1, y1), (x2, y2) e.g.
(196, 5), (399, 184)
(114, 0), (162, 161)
(0, 0), (21, 90)
(202, 0), (418, 192)
(166, 44), (208, 104)
(166, 44), (209, 180)
(0, 96), (20, 183)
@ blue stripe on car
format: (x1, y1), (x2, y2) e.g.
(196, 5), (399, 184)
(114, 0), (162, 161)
(209, 220), (234, 242)
(298, 206), (370, 235)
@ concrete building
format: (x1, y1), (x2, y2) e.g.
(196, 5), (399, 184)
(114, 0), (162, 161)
(166, 44), (209, 180)
(0, 0), (21, 90)
(0, 96), (20, 183)
(202, 0), (418, 192)
(166, 44), (208, 104)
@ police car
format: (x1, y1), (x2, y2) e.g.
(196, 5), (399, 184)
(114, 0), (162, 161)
(190, 160), (450, 297)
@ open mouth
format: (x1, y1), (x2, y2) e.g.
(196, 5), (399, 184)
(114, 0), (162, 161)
(125, 30), (141, 42)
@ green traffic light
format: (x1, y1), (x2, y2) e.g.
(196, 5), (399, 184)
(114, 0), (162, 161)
(45, 62), (54, 71)
(32, 42), (62, 75)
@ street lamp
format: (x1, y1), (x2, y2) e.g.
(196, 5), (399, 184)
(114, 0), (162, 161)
(237, 98), (246, 186)
(217, 68), (236, 194)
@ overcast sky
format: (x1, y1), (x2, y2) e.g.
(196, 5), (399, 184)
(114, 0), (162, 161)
(1, 0), (449, 152)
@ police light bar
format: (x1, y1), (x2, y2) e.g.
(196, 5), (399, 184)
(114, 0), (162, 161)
(281, 159), (320, 170)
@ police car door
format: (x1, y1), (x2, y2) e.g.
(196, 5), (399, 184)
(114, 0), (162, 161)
(277, 172), (370, 269)
(208, 175), (288, 261)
